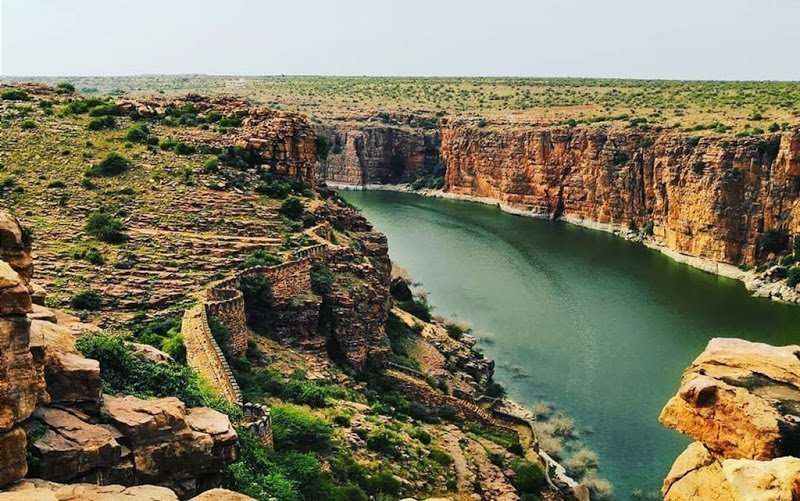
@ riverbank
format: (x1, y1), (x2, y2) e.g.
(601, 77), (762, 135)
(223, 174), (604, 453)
(328, 182), (800, 306)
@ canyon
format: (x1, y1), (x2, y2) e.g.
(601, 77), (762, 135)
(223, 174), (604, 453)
(318, 117), (800, 300)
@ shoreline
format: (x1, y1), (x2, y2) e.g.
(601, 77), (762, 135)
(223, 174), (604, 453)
(329, 181), (800, 305)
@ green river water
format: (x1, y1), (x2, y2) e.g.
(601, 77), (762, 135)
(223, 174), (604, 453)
(341, 189), (800, 499)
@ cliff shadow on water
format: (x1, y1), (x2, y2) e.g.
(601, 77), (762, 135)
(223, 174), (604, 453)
(341, 189), (800, 500)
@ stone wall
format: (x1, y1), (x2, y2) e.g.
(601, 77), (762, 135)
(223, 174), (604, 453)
(204, 288), (247, 357)
(181, 305), (242, 405)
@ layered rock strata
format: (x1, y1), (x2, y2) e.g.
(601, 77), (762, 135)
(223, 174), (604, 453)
(441, 121), (800, 270)
(660, 337), (800, 499)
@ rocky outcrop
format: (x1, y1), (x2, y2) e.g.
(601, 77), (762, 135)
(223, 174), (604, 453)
(2, 479), (253, 501)
(440, 121), (800, 270)
(0, 214), (44, 488)
(27, 395), (237, 497)
(118, 94), (318, 185)
(317, 118), (440, 185)
(660, 338), (800, 499)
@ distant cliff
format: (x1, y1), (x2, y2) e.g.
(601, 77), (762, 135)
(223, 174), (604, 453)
(318, 116), (800, 280)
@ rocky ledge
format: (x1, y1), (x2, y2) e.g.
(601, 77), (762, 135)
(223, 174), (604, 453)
(660, 337), (800, 499)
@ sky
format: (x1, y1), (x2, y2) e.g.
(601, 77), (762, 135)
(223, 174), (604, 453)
(1, 0), (799, 80)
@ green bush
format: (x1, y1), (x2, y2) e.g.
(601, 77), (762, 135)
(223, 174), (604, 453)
(20, 120), (36, 130)
(125, 123), (151, 143)
(366, 427), (403, 457)
(56, 82), (75, 93)
(239, 249), (281, 269)
(787, 267), (800, 287)
(175, 142), (196, 155)
(240, 274), (273, 333)
(72, 246), (104, 265)
(88, 104), (120, 117)
(75, 333), (235, 414)
(280, 197), (305, 220)
(86, 152), (131, 177)
(511, 460), (547, 494)
(70, 290), (102, 310)
(310, 264), (334, 295)
(87, 115), (116, 130)
(397, 297), (432, 322)
(133, 316), (185, 363)
(85, 212), (126, 243)
(271, 404), (332, 452)
(159, 138), (178, 151)
(2, 89), (30, 101)
(363, 470), (401, 496)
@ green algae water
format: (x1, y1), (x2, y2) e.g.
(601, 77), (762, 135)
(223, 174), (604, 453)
(341, 190), (800, 499)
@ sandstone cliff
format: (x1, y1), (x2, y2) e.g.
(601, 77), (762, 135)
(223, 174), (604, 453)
(316, 116), (440, 185)
(441, 121), (800, 269)
(660, 338), (800, 500)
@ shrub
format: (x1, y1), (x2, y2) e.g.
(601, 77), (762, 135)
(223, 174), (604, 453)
(86, 152), (131, 177)
(85, 212), (126, 243)
(429, 448), (453, 466)
(87, 115), (116, 130)
(366, 427), (403, 456)
(315, 136), (330, 160)
(2, 89), (30, 101)
(159, 139), (178, 151)
(241, 274), (273, 333)
(239, 249), (281, 269)
(363, 470), (401, 496)
(445, 322), (468, 340)
(511, 460), (547, 494)
(20, 120), (36, 130)
(125, 123), (151, 143)
(760, 229), (789, 255)
(174, 142), (196, 155)
(280, 197), (305, 220)
(485, 380), (507, 398)
(787, 267), (800, 287)
(397, 297), (432, 322)
(75, 333), (235, 414)
(72, 246), (104, 265)
(203, 157), (219, 173)
(310, 264), (334, 295)
(256, 180), (291, 199)
(70, 290), (102, 310)
(271, 404), (332, 452)
(691, 161), (705, 174)
(88, 104), (120, 117)
(612, 151), (629, 166)
(56, 82), (75, 93)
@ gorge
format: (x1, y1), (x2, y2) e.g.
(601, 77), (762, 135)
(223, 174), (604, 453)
(341, 189), (800, 499)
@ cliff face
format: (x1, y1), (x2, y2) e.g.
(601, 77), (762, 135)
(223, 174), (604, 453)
(440, 122), (800, 267)
(317, 122), (439, 185)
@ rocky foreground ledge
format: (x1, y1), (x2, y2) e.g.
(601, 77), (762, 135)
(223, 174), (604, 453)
(660, 337), (800, 499)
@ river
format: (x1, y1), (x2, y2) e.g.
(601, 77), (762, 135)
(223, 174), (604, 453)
(340, 189), (800, 499)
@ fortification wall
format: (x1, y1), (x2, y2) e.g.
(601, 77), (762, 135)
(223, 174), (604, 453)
(205, 287), (248, 357)
(181, 305), (242, 404)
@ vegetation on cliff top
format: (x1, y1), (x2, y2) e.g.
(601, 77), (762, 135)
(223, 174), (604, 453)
(14, 75), (800, 135)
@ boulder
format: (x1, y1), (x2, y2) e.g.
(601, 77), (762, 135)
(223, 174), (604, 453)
(0, 262), (31, 316)
(189, 489), (255, 501)
(0, 316), (42, 433)
(30, 407), (121, 482)
(2, 479), (179, 500)
(43, 352), (101, 405)
(101, 395), (188, 444)
(663, 441), (800, 500)
(0, 428), (28, 487)
(0, 212), (33, 282)
(186, 407), (238, 463)
(129, 342), (174, 364)
(659, 338), (800, 459)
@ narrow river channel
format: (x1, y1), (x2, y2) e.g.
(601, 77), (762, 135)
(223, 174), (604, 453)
(341, 189), (800, 499)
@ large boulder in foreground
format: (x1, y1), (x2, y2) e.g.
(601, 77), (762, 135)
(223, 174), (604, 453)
(659, 337), (800, 459)
(663, 441), (800, 500)
(0, 479), (255, 500)
(660, 338), (800, 500)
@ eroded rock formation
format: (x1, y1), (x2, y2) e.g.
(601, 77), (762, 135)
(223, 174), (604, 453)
(660, 338), (800, 499)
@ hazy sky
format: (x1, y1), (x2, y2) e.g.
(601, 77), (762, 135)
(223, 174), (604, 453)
(2, 0), (799, 80)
